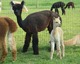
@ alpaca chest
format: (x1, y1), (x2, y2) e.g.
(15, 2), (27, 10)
(50, 27), (63, 42)
(54, 32), (61, 42)
(50, 30), (60, 42)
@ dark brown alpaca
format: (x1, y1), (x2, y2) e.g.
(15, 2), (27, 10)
(50, 1), (65, 15)
(0, 17), (17, 62)
(10, 1), (62, 55)
(65, 2), (75, 9)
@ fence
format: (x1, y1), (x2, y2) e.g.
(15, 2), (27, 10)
(1, 0), (80, 10)
(0, 0), (80, 46)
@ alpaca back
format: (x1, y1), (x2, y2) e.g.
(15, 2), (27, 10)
(52, 1), (65, 8)
(64, 35), (80, 46)
(50, 1), (65, 11)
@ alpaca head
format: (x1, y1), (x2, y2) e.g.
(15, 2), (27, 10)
(53, 17), (61, 27)
(10, 1), (24, 16)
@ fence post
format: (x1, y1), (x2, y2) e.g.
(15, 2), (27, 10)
(36, 0), (38, 8)
(0, 0), (2, 12)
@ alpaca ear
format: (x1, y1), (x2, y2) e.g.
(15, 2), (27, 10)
(21, 1), (24, 6)
(10, 1), (14, 6)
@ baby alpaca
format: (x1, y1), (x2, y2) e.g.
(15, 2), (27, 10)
(0, 17), (17, 62)
(65, 2), (75, 9)
(50, 17), (65, 60)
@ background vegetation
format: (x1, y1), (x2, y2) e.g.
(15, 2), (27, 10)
(0, 0), (80, 64)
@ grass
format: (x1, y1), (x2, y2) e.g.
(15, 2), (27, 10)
(0, 0), (80, 64)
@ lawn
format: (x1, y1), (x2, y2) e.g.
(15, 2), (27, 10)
(0, 0), (80, 64)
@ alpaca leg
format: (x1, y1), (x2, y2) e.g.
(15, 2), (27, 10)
(22, 33), (32, 53)
(7, 32), (17, 61)
(72, 5), (75, 9)
(68, 6), (70, 9)
(32, 32), (39, 55)
(62, 43), (65, 57)
(0, 39), (8, 62)
(61, 40), (65, 57)
(56, 41), (62, 59)
(50, 6), (53, 11)
(50, 42), (55, 60)
(55, 8), (59, 14)
(61, 8), (65, 15)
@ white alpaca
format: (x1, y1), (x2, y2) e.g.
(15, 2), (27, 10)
(50, 17), (65, 60)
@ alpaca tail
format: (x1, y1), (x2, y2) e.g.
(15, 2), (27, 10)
(4, 17), (17, 33)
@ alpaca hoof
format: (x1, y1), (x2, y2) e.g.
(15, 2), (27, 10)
(12, 60), (15, 63)
(0, 60), (4, 63)
(60, 57), (62, 59)
(22, 50), (27, 53)
(0, 61), (4, 64)
(0, 58), (4, 63)
(33, 52), (39, 55)
(62, 54), (65, 57)
(50, 57), (53, 60)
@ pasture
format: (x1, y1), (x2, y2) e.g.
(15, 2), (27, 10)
(0, 0), (80, 64)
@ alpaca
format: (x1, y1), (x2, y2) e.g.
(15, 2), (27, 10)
(0, 17), (17, 62)
(64, 35), (80, 46)
(11, 1), (28, 12)
(50, 1), (65, 15)
(50, 17), (65, 60)
(65, 2), (75, 9)
(10, 1), (62, 55)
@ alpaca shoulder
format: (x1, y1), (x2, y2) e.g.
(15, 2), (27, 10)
(56, 27), (63, 35)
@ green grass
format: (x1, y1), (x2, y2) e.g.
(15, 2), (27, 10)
(0, 0), (80, 64)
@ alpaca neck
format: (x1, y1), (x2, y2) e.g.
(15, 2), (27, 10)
(16, 15), (23, 28)
(16, 15), (27, 32)
(52, 25), (57, 33)
(16, 15), (26, 31)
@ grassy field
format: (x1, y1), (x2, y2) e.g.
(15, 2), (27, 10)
(0, 0), (80, 64)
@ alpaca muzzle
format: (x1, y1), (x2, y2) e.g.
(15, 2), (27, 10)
(14, 10), (20, 16)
